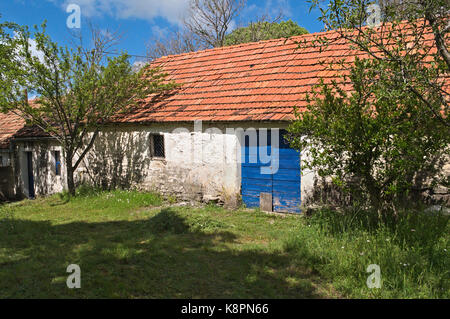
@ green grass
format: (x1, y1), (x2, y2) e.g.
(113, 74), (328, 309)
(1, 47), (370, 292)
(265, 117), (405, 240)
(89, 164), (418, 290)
(284, 208), (449, 298)
(0, 190), (448, 298)
(0, 190), (335, 299)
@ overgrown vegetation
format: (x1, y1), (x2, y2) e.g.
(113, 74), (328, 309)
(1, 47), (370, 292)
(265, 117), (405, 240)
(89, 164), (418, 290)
(0, 191), (447, 298)
(288, 0), (449, 214)
(285, 207), (449, 298)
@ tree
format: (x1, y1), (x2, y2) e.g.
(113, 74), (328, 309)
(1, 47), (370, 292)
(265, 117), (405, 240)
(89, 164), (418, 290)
(0, 22), (175, 196)
(146, 0), (246, 59)
(184, 0), (246, 48)
(147, 29), (200, 60)
(224, 20), (309, 46)
(0, 18), (21, 107)
(146, 0), (309, 59)
(288, 0), (449, 214)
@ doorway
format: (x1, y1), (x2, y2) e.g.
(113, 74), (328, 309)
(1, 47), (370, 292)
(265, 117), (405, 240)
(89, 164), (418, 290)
(26, 152), (35, 198)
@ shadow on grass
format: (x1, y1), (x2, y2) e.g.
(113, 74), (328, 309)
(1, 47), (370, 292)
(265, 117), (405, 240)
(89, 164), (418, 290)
(0, 209), (325, 299)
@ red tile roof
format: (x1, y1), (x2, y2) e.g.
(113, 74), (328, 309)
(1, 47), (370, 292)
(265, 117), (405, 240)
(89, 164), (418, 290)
(0, 22), (443, 140)
(114, 24), (439, 123)
(0, 100), (55, 146)
(0, 111), (26, 149)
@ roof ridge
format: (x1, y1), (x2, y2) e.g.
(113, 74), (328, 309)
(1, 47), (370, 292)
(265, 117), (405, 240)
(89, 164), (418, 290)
(155, 29), (342, 62)
(153, 19), (429, 63)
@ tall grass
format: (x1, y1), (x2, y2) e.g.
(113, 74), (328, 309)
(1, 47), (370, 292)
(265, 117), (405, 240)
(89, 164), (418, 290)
(284, 208), (449, 298)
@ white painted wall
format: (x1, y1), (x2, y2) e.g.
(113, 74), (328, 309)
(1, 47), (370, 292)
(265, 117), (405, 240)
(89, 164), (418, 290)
(12, 122), (316, 208)
(16, 141), (64, 197)
(299, 143), (318, 207)
(74, 122), (295, 206)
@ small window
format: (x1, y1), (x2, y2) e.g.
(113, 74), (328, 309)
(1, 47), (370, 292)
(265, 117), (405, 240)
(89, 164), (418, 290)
(54, 151), (61, 176)
(150, 134), (165, 158)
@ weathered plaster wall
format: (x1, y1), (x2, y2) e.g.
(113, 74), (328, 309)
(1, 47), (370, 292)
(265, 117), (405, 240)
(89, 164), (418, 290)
(9, 122), (448, 209)
(15, 141), (65, 198)
(422, 157), (450, 205)
(75, 122), (291, 206)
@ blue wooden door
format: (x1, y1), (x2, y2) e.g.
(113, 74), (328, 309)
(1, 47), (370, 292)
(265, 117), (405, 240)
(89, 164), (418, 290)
(241, 130), (273, 208)
(241, 130), (301, 213)
(272, 133), (301, 213)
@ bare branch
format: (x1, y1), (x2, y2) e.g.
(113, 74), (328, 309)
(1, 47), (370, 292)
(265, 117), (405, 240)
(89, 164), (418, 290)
(184, 0), (246, 48)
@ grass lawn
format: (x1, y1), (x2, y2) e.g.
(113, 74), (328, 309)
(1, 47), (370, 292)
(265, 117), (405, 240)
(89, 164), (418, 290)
(0, 190), (448, 299)
(0, 190), (337, 299)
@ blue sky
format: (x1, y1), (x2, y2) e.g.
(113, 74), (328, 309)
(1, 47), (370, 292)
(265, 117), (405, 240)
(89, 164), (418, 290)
(0, 0), (325, 64)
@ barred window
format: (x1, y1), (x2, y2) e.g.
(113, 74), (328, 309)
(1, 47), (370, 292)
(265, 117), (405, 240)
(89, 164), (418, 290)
(150, 134), (165, 158)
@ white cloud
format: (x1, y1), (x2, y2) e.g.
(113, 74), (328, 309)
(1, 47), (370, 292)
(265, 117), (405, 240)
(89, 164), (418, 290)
(5, 32), (45, 64)
(132, 60), (148, 72)
(265, 0), (292, 18)
(52, 0), (190, 25)
(28, 38), (46, 63)
(151, 25), (170, 39)
(239, 0), (292, 24)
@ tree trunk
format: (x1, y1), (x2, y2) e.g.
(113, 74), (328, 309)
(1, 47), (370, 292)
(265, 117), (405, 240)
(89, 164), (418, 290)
(65, 155), (76, 196)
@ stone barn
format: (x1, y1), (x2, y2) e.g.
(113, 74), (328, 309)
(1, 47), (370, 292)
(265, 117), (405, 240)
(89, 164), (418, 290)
(71, 34), (334, 213)
(1, 30), (448, 210)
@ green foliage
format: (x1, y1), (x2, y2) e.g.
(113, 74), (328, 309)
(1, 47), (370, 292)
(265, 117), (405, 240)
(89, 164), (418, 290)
(224, 20), (308, 46)
(288, 0), (450, 212)
(284, 207), (449, 298)
(0, 18), (21, 107)
(0, 21), (176, 194)
(289, 57), (449, 210)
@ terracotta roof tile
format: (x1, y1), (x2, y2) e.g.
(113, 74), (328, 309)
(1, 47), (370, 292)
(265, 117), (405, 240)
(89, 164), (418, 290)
(0, 101), (54, 146)
(3, 23), (445, 129)
(116, 28), (378, 123)
(0, 111), (26, 149)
